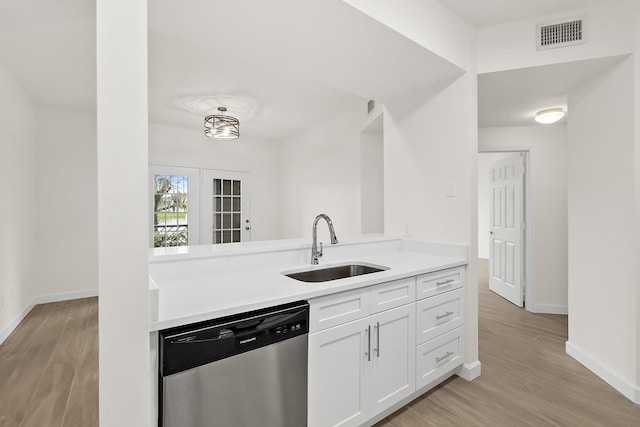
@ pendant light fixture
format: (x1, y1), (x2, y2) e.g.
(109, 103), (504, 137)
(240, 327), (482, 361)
(535, 107), (565, 124)
(204, 107), (240, 140)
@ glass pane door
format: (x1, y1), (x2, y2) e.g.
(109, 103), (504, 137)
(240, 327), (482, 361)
(202, 170), (251, 244)
(149, 166), (200, 248)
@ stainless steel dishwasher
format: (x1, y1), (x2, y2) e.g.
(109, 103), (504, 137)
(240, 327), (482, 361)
(159, 301), (309, 427)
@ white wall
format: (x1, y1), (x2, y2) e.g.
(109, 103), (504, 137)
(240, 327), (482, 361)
(360, 126), (384, 234)
(477, 3), (636, 74)
(35, 107), (97, 298)
(384, 78), (474, 244)
(567, 57), (637, 395)
(479, 126), (568, 312)
(383, 71), (479, 369)
(280, 108), (365, 241)
(148, 123), (283, 241)
(0, 65), (37, 341)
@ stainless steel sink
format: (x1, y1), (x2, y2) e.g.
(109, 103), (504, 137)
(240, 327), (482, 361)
(284, 263), (389, 283)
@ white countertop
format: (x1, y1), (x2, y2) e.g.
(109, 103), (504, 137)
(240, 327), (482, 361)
(149, 237), (467, 331)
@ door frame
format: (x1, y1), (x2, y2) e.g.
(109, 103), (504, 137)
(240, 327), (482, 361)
(479, 147), (536, 312)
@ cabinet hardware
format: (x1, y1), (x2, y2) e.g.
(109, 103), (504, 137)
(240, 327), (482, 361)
(436, 351), (454, 363)
(374, 322), (380, 357)
(436, 311), (455, 320)
(436, 278), (455, 286)
(365, 327), (371, 361)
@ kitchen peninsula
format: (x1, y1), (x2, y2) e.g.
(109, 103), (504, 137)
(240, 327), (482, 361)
(149, 236), (474, 426)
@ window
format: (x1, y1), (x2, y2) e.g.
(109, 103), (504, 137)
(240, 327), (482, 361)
(149, 166), (251, 248)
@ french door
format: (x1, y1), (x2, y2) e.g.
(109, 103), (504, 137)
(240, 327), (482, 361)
(149, 166), (251, 247)
(201, 170), (252, 244)
(149, 165), (201, 248)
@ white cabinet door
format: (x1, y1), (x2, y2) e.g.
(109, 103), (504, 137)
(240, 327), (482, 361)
(369, 304), (416, 416)
(308, 317), (370, 427)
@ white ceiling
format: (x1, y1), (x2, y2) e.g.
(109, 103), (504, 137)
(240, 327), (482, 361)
(0, 0), (95, 112)
(0, 0), (630, 136)
(478, 56), (625, 128)
(437, 0), (621, 27)
(148, 0), (462, 140)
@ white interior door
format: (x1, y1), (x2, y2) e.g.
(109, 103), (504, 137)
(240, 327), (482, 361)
(489, 154), (524, 307)
(201, 169), (252, 244)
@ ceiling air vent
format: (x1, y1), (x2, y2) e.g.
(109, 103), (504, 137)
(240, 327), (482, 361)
(536, 17), (586, 50)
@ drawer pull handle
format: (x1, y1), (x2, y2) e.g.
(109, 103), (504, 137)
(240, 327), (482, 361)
(436, 311), (455, 320)
(436, 351), (454, 363)
(374, 322), (380, 357)
(436, 279), (455, 286)
(365, 327), (371, 362)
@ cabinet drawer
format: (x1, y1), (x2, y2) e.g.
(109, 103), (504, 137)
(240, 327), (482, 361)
(416, 267), (464, 300)
(309, 288), (370, 333)
(370, 277), (416, 314)
(416, 327), (464, 390)
(416, 288), (464, 345)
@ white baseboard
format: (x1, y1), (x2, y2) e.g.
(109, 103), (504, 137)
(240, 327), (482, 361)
(0, 301), (36, 346)
(457, 360), (482, 381)
(531, 304), (568, 315)
(566, 341), (640, 404)
(0, 288), (98, 346)
(34, 288), (98, 305)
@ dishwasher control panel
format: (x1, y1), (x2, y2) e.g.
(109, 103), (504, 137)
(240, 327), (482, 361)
(273, 321), (304, 335)
(160, 300), (309, 377)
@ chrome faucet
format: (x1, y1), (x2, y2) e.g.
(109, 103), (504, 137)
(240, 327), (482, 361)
(311, 214), (338, 264)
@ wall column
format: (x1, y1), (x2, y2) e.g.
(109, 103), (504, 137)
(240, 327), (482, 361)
(97, 0), (150, 425)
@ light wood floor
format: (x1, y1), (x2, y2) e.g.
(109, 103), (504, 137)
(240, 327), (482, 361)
(376, 259), (640, 426)
(2, 261), (640, 426)
(0, 298), (98, 427)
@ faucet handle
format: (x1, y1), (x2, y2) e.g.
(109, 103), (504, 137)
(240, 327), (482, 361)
(318, 242), (323, 258)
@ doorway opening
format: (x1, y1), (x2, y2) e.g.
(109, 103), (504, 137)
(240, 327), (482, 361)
(478, 150), (533, 310)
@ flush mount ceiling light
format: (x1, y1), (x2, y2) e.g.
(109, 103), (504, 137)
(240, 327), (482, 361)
(204, 107), (240, 140)
(535, 107), (565, 124)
